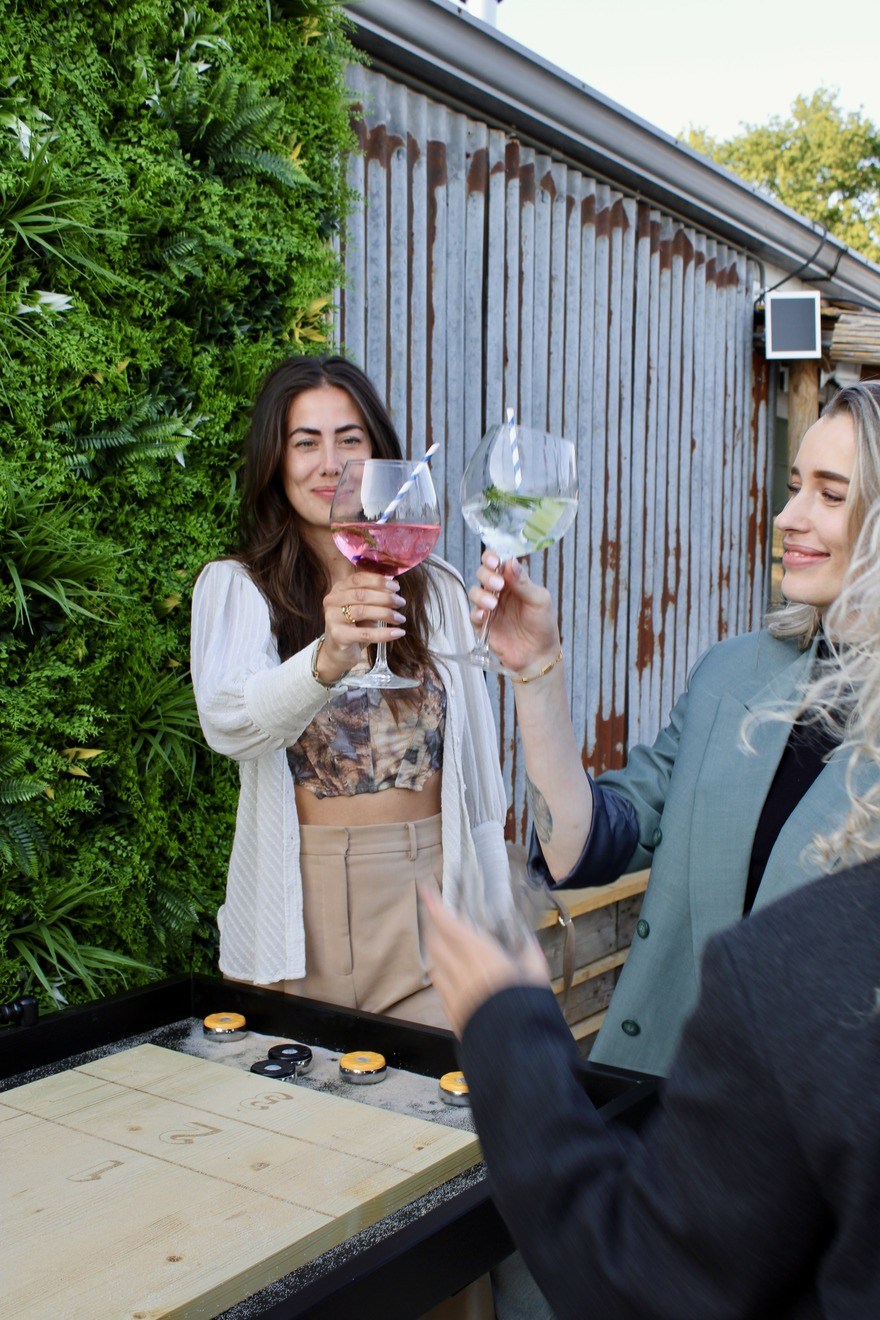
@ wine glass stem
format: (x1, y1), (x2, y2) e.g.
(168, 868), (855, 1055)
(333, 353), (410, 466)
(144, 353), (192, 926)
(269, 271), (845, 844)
(372, 620), (393, 676)
(474, 558), (504, 657)
(474, 607), (494, 655)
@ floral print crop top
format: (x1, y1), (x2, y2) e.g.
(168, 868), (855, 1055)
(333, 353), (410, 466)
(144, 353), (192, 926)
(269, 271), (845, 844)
(287, 665), (446, 798)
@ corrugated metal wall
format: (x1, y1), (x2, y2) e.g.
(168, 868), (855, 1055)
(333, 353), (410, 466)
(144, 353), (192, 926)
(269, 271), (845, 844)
(337, 65), (771, 842)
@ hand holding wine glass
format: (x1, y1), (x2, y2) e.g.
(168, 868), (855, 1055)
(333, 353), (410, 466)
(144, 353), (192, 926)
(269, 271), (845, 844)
(470, 554), (563, 676)
(445, 412), (578, 674)
(329, 457), (441, 689)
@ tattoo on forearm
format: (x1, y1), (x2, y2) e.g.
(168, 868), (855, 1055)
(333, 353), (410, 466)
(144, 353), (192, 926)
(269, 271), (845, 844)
(526, 774), (553, 846)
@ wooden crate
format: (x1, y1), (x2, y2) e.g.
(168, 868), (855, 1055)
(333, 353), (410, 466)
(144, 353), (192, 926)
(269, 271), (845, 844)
(530, 871), (649, 1056)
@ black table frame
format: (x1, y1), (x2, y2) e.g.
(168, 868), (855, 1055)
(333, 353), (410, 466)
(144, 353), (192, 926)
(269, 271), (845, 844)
(0, 975), (660, 1319)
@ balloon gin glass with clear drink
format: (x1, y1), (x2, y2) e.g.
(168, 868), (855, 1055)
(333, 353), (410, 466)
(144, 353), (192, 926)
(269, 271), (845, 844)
(451, 411), (578, 673)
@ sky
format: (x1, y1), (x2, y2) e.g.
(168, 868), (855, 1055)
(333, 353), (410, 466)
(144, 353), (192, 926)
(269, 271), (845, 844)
(493, 0), (880, 141)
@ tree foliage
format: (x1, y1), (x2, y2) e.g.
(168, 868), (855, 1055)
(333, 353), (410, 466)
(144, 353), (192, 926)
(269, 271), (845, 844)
(0, 0), (357, 1007)
(685, 89), (880, 264)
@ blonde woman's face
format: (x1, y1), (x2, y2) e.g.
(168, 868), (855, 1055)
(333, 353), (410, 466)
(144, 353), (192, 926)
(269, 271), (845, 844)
(775, 411), (856, 612)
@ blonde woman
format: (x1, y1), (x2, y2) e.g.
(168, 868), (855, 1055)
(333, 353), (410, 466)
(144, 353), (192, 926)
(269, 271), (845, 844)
(468, 381), (880, 1076)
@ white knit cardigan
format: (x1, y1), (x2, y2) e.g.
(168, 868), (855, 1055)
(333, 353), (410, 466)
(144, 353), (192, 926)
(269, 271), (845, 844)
(190, 556), (513, 984)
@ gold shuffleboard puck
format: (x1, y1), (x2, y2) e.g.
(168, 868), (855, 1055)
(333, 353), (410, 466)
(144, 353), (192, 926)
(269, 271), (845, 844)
(439, 1071), (470, 1106)
(202, 1011), (248, 1042)
(339, 1050), (387, 1084)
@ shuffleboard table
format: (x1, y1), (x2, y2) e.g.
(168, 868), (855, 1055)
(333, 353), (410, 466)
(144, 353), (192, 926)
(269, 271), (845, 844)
(0, 975), (659, 1319)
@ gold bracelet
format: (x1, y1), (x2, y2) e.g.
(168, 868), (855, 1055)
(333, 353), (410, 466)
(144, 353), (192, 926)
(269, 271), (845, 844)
(509, 648), (564, 684)
(310, 635), (351, 688)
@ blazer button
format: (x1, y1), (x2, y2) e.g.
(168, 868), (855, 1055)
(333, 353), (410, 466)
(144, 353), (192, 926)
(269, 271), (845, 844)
(636, 919), (650, 939)
(651, 827), (662, 847)
(621, 1019), (641, 1037)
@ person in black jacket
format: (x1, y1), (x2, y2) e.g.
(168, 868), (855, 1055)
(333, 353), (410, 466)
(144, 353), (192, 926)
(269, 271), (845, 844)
(424, 861), (880, 1319)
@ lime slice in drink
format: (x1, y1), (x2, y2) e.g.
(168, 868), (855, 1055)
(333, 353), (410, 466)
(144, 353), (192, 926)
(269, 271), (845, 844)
(522, 497), (566, 552)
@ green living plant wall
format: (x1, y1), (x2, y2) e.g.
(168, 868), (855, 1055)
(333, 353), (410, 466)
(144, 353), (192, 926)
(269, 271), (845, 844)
(0, 0), (357, 1008)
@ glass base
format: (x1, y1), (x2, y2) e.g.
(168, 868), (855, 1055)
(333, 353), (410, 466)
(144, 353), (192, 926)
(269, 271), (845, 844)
(340, 669), (420, 690)
(435, 647), (518, 678)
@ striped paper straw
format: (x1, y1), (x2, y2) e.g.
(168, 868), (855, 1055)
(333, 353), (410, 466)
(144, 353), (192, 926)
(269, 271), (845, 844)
(376, 443), (440, 523)
(506, 407), (522, 490)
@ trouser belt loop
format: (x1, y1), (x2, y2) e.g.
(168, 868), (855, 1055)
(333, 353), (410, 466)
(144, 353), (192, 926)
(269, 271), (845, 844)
(406, 821), (417, 861)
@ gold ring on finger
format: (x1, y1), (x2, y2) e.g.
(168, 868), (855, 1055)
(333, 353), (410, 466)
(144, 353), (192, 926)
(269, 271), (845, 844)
(341, 603), (356, 625)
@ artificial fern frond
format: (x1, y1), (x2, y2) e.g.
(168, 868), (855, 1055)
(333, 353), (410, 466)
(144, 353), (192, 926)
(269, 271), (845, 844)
(149, 67), (312, 189)
(0, 776), (47, 805)
(55, 392), (207, 478)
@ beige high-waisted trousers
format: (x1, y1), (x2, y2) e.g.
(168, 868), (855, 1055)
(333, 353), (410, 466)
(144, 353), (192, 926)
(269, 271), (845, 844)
(268, 813), (494, 1318)
(271, 813), (448, 1029)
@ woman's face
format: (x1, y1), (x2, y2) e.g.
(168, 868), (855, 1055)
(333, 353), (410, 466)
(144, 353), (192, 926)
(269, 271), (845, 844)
(282, 384), (372, 529)
(775, 410), (856, 612)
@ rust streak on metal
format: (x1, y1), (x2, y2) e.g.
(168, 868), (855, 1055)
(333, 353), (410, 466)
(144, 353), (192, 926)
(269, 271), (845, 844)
(360, 120), (404, 168)
(581, 191), (596, 227)
(672, 227), (695, 267)
(610, 197), (630, 232)
(748, 351), (771, 554)
(635, 594), (656, 676)
(408, 134), (422, 446)
(601, 532), (620, 623)
(425, 138), (447, 443)
(540, 169), (558, 201)
(591, 710), (627, 775)
(466, 145), (489, 195)
(662, 541), (682, 610)
(520, 161), (536, 204)
(637, 204), (651, 243)
(505, 138), (520, 182)
(707, 257), (740, 289)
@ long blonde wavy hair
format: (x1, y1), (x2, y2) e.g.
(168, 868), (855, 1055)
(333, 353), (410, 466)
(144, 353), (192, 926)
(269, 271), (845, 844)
(764, 381), (880, 867)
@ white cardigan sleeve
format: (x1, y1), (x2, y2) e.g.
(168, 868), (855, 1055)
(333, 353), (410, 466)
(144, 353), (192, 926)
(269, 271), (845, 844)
(190, 559), (330, 761)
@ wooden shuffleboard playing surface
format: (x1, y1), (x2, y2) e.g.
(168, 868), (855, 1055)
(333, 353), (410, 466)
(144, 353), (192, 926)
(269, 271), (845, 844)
(1, 1043), (482, 1318)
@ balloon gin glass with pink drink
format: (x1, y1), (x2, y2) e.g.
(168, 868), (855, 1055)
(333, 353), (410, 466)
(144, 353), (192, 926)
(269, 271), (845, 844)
(330, 458), (441, 689)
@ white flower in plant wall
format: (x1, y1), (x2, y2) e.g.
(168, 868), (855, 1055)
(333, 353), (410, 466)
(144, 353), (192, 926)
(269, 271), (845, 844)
(15, 290), (74, 315)
(0, 78), (54, 157)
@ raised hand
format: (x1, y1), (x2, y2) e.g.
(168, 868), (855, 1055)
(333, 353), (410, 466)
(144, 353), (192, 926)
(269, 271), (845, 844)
(421, 885), (550, 1038)
(469, 552), (561, 676)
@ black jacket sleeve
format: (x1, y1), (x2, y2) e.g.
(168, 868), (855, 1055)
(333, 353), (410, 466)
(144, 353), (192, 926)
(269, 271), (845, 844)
(460, 941), (829, 1319)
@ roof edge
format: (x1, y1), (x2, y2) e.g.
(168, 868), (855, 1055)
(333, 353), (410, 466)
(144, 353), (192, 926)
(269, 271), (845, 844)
(345, 0), (880, 313)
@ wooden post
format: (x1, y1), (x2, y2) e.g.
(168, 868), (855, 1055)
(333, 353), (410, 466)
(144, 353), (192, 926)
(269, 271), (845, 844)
(787, 359), (820, 464)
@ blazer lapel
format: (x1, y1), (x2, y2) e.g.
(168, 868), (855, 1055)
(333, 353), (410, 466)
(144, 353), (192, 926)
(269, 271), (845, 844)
(688, 642), (816, 959)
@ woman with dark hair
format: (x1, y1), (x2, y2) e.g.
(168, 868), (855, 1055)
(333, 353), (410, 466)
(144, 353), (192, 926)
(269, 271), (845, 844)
(190, 355), (512, 1026)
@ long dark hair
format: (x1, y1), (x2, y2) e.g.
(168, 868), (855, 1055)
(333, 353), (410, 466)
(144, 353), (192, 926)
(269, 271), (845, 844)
(235, 354), (441, 676)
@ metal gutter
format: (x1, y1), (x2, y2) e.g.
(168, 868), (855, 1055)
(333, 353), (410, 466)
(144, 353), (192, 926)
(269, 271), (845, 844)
(344, 0), (880, 312)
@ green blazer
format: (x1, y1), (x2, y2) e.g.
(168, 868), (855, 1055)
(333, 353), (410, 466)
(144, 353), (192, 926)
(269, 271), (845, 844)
(589, 628), (854, 1077)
